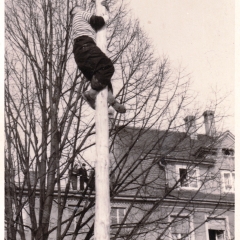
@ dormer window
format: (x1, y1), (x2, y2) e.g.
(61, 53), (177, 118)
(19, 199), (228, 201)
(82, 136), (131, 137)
(222, 148), (234, 156)
(176, 165), (199, 189)
(221, 171), (235, 192)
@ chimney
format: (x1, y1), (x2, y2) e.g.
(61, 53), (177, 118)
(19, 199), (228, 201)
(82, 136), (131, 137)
(203, 110), (216, 136)
(184, 115), (197, 140)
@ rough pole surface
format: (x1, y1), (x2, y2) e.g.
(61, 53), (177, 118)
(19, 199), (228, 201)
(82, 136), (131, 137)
(94, 1), (110, 240)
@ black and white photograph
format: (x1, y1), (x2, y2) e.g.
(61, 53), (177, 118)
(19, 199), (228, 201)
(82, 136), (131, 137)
(3, 0), (237, 239)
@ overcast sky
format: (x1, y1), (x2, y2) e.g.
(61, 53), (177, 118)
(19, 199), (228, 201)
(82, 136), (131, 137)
(128, 0), (235, 134)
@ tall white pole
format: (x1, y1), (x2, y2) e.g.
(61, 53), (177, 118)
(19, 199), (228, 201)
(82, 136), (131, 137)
(94, 1), (110, 240)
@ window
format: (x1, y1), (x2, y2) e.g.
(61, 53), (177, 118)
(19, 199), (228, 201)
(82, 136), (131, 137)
(67, 206), (81, 232)
(111, 207), (125, 225)
(207, 217), (227, 240)
(172, 233), (189, 240)
(221, 171), (234, 192)
(24, 170), (39, 187)
(176, 165), (199, 189)
(222, 148), (234, 156)
(170, 216), (191, 240)
(208, 230), (225, 240)
(22, 206), (31, 231)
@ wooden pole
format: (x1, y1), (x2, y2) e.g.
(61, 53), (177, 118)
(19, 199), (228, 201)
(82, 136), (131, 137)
(94, 1), (110, 240)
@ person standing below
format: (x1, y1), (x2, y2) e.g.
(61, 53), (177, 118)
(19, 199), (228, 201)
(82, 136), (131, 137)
(89, 167), (95, 191)
(79, 163), (89, 191)
(70, 1), (126, 113)
(70, 163), (79, 190)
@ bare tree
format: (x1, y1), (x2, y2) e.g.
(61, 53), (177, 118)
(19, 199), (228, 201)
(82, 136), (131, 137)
(5, 0), (234, 240)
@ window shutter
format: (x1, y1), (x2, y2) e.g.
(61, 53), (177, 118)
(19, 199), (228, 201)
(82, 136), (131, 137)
(111, 208), (118, 224)
(189, 170), (198, 188)
(118, 208), (125, 223)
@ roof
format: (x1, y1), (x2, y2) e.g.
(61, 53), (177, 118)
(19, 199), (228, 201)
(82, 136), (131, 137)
(111, 126), (235, 200)
(114, 126), (218, 161)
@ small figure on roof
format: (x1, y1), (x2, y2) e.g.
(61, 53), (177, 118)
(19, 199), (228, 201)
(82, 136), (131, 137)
(78, 163), (89, 191)
(70, 1), (126, 113)
(70, 163), (79, 190)
(89, 167), (95, 190)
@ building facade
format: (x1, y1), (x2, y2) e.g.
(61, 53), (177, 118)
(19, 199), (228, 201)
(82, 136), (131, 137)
(11, 111), (234, 240)
(107, 111), (234, 240)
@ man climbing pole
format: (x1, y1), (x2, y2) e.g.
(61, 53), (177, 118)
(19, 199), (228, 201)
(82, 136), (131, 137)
(70, 1), (126, 113)
(71, 2), (114, 239)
